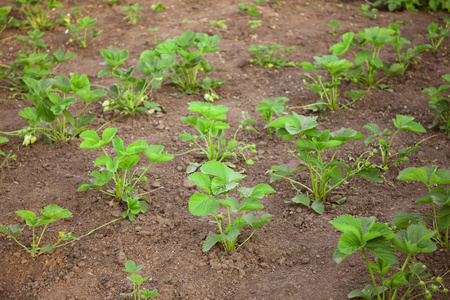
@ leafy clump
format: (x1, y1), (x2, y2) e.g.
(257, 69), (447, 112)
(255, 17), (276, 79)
(300, 55), (367, 111)
(426, 17), (450, 52)
(146, 31), (223, 98)
(121, 261), (158, 299)
(0, 205), (75, 257)
(0, 75), (105, 145)
(370, 0), (450, 12)
(188, 161), (275, 252)
(248, 45), (296, 68)
(395, 166), (450, 248)
(423, 74), (450, 133)
(255, 97), (289, 135)
(268, 113), (382, 214)
(13, 0), (64, 30)
(65, 16), (103, 48)
(122, 4), (144, 25)
(179, 102), (256, 173)
(332, 215), (448, 300)
(98, 47), (168, 115)
(78, 128), (173, 214)
(364, 115), (426, 169)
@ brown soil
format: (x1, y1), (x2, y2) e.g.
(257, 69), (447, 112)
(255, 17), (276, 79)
(0, 0), (449, 299)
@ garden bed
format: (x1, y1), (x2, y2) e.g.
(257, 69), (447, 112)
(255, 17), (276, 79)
(0, 0), (449, 299)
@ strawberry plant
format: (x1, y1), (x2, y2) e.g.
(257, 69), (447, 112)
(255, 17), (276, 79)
(209, 20), (227, 30)
(1, 74), (105, 145)
(0, 6), (13, 34)
(13, 0), (64, 30)
(332, 215), (449, 300)
(0, 205), (74, 257)
(389, 22), (431, 72)
(65, 16), (103, 48)
(426, 17), (450, 52)
(179, 102), (256, 172)
(122, 4), (144, 25)
(360, 4), (378, 19)
(98, 47), (171, 115)
(121, 261), (158, 299)
(148, 31), (223, 97)
(300, 55), (368, 111)
(248, 20), (262, 29)
(104, 0), (124, 5)
(188, 161), (274, 252)
(364, 115), (426, 169)
(328, 19), (340, 36)
(395, 166), (450, 248)
(248, 45), (296, 68)
(151, 2), (165, 12)
(16, 28), (47, 54)
(78, 128), (174, 202)
(330, 28), (403, 88)
(371, 0), (450, 12)
(237, 1), (262, 16)
(268, 113), (382, 214)
(423, 74), (450, 133)
(255, 96), (289, 134)
(0, 137), (16, 168)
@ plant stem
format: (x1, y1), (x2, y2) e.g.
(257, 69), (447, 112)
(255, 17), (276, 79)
(362, 248), (382, 300)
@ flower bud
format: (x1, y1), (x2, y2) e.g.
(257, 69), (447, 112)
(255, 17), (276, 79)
(30, 135), (37, 144)
(102, 100), (110, 107)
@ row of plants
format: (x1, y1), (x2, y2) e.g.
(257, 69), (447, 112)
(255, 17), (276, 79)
(1, 2), (449, 299)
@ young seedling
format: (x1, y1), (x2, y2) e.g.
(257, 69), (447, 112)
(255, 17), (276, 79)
(151, 2), (165, 12)
(389, 22), (431, 72)
(149, 31), (223, 96)
(328, 19), (340, 36)
(239, 111), (260, 135)
(78, 128), (173, 203)
(0, 137), (16, 168)
(364, 115), (426, 169)
(330, 28), (400, 88)
(426, 17), (450, 52)
(423, 74), (450, 133)
(209, 20), (227, 30)
(121, 261), (158, 299)
(238, 2), (261, 16)
(179, 102), (256, 172)
(0, 74), (104, 145)
(13, 0), (63, 30)
(122, 4), (144, 25)
(300, 55), (367, 111)
(104, 0), (124, 5)
(0, 205), (74, 257)
(395, 166), (450, 248)
(16, 28), (47, 55)
(148, 27), (162, 45)
(268, 113), (382, 214)
(65, 16), (103, 48)
(98, 47), (170, 115)
(248, 20), (262, 29)
(248, 45), (296, 68)
(189, 161), (275, 252)
(0, 6), (13, 34)
(360, 4), (378, 19)
(255, 96), (289, 134)
(332, 215), (448, 300)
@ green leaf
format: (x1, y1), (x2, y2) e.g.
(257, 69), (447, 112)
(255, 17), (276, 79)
(77, 182), (97, 192)
(438, 206), (450, 229)
(398, 166), (450, 187)
(79, 130), (101, 149)
(40, 205), (72, 219)
(0, 224), (23, 238)
(348, 285), (378, 299)
(203, 234), (223, 252)
(188, 173), (211, 194)
(15, 210), (37, 227)
(356, 168), (383, 183)
(392, 224), (436, 255)
(365, 237), (397, 265)
(311, 200), (325, 214)
(123, 260), (143, 273)
(392, 115), (426, 133)
(144, 145), (174, 163)
(244, 213), (272, 229)
(101, 128), (117, 145)
(188, 193), (219, 216)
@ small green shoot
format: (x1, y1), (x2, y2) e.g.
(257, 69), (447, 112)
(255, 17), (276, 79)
(65, 16), (103, 48)
(360, 4), (378, 19)
(13, 0), (63, 30)
(209, 20), (227, 30)
(255, 97), (289, 135)
(121, 260), (158, 299)
(364, 115), (426, 169)
(423, 74), (450, 133)
(238, 2), (260, 16)
(248, 45), (296, 68)
(0, 137), (16, 168)
(328, 19), (340, 36)
(151, 2), (165, 12)
(188, 161), (275, 252)
(122, 4), (144, 25)
(248, 20), (261, 29)
(426, 17), (450, 52)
